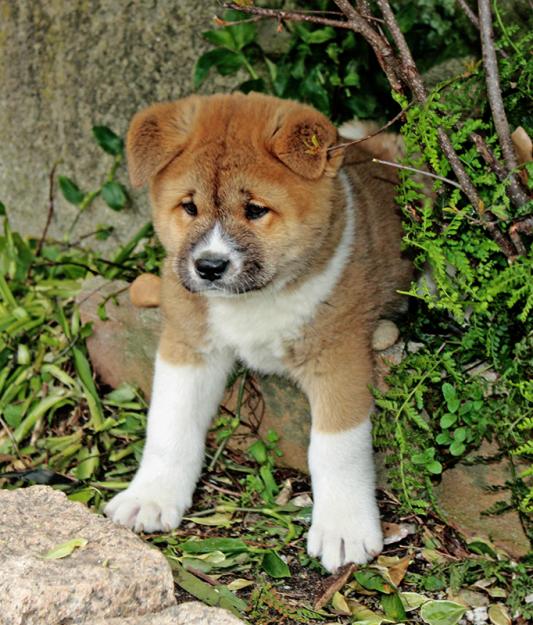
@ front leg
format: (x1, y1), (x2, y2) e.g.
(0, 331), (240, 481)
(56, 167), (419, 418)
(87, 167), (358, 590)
(296, 343), (383, 572)
(105, 346), (234, 532)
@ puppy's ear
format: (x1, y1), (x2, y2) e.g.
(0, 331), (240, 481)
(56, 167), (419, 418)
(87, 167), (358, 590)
(270, 108), (344, 179)
(127, 98), (198, 188)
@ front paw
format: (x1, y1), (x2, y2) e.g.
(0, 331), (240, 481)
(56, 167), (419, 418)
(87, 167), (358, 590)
(104, 482), (186, 533)
(307, 505), (383, 573)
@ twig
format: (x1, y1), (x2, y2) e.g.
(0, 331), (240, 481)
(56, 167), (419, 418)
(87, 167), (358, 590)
(478, 0), (518, 173)
(372, 158), (463, 189)
(330, 105), (408, 152)
(223, 3), (353, 30)
(470, 132), (530, 207)
(456, 0), (480, 29)
(509, 215), (533, 256)
(36, 162), (59, 257)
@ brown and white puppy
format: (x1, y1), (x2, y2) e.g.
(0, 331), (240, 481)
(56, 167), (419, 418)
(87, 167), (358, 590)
(104, 93), (412, 572)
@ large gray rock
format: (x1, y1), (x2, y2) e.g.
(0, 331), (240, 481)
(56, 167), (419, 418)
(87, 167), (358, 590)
(0, 486), (176, 624)
(0, 1), (239, 251)
(94, 603), (246, 625)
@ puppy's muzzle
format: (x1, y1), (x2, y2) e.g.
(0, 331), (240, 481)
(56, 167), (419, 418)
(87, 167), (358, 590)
(194, 256), (229, 282)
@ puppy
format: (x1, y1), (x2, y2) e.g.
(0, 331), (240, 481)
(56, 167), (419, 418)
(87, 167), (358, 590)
(104, 93), (412, 572)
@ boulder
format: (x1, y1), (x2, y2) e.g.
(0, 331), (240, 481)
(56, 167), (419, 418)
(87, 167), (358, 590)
(93, 603), (246, 625)
(0, 1), (239, 252)
(436, 441), (531, 560)
(0, 486), (176, 625)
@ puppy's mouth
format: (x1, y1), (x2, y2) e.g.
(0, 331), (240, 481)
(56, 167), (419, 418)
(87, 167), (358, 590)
(176, 261), (272, 296)
(174, 223), (273, 296)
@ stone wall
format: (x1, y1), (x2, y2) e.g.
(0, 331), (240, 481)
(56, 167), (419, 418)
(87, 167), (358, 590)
(0, 0), (238, 250)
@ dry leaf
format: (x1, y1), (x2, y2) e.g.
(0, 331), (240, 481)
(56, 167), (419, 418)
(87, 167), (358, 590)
(314, 562), (357, 610)
(332, 591), (351, 615)
(274, 478), (292, 505)
(511, 126), (532, 165)
(488, 604), (512, 625)
(382, 522), (416, 545)
(377, 553), (411, 586)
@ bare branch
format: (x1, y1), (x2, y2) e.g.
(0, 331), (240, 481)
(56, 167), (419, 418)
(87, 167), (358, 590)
(329, 106), (409, 152)
(372, 158), (463, 190)
(456, 0), (480, 29)
(223, 3), (352, 30)
(36, 162), (59, 257)
(470, 132), (530, 208)
(478, 0), (519, 173)
(509, 215), (533, 256)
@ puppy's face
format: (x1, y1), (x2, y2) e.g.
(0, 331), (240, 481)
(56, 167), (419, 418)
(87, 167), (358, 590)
(127, 94), (344, 295)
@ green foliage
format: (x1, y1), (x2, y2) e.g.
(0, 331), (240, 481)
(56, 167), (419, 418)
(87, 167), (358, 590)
(195, 1), (477, 123)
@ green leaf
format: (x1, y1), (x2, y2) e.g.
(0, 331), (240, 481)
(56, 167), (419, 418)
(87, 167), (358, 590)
(440, 413), (457, 428)
(354, 570), (394, 594)
(420, 600), (466, 625)
(75, 445), (100, 480)
(92, 126), (124, 156)
(58, 176), (85, 206)
(41, 537), (88, 559)
(194, 49), (244, 89)
(449, 440), (466, 456)
(400, 592), (430, 611)
(261, 550), (290, 578)
(381, 592), (407, 621)
(170, 561), (247, 617)
(101, 181), (127, 211)
(248, 439), (268, 464)
(203, 29), (239, 52)
(442, 383), (460, 413)
(180, 537), (249, 554)
(0, 201), (5, 215)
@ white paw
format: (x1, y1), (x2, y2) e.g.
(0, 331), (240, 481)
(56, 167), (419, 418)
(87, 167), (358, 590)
(307, 508), (383, 573)
(104, 482), (187, 533)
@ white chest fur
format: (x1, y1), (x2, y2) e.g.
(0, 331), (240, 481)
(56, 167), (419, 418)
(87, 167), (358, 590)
(206, 172), (355, 374)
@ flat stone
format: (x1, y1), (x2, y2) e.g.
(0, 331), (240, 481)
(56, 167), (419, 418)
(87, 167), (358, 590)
(94, 602), (246, 625)
(436, 441), (531, 559)
(0, 486), (176, 625)
(78, 277), (160, 396)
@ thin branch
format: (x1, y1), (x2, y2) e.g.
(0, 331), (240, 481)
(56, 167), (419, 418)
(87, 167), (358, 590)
(456, 0), (480, 29)
(509, 215), (533, 256)
(372, 158), (463, 189)
(470, 132), (530, 207)
(330, 105), (409, 152)
(36, 162), (59, 257)
(478, 0), (519, 173)
(223, 3), (352, 30)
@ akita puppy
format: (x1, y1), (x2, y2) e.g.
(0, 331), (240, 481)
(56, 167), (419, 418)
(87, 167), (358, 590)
(105, 93), (412, 572)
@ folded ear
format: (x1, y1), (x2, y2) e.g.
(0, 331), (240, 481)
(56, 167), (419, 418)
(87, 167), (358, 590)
(270, 108), (344, 179)
(127, 97), (198, 188)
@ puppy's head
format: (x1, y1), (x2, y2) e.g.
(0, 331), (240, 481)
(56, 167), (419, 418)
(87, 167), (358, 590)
(127, 93), (344, 295)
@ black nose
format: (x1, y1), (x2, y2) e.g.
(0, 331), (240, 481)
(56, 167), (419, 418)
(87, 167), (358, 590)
(195, 257), (229, 281)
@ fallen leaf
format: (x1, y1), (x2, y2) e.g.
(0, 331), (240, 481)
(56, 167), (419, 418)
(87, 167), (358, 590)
(314, 562), (357, 610)
(511, 126), (532, 165)
(377, 553), (411, 586)
(332, 591), (351, 615)
(226, 578), (255, 591)
(41, 537), (88, 560)
(274, 478), (293, 505)
(420, 600), (466, 625)
(401, 591), (430, 611)
(381, 592), (407, 621)
(488, 604), (511, 625)
(347, 599), (393, 624)
(449, 589), (489, 608)
(184, 512), (233, 527)
(382, 521), (416, 545)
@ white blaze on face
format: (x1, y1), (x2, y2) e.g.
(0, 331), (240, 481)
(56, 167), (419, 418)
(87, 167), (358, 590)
(189, 222), (243, 287)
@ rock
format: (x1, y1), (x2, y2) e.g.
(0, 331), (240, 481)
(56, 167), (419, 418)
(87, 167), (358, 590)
(372, 319), (400, 351)
(78, 277), (160, 396)
(0, 486), (176, 625)
(0, 1), (240, 252)
(93, 602), (246, 625)
(435, 441), (531, 560)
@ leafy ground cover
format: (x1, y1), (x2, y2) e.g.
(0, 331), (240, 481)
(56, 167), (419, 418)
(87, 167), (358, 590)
(1, 2), (532, 623)
(0, 204), (531, 624)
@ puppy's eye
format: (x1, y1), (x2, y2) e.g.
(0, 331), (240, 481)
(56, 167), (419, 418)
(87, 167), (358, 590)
(182, 201), (198, 217)
(245, 203), (269, 220)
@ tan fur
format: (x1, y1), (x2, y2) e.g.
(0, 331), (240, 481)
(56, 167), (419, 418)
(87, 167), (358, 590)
(127, 93), (412, 434)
